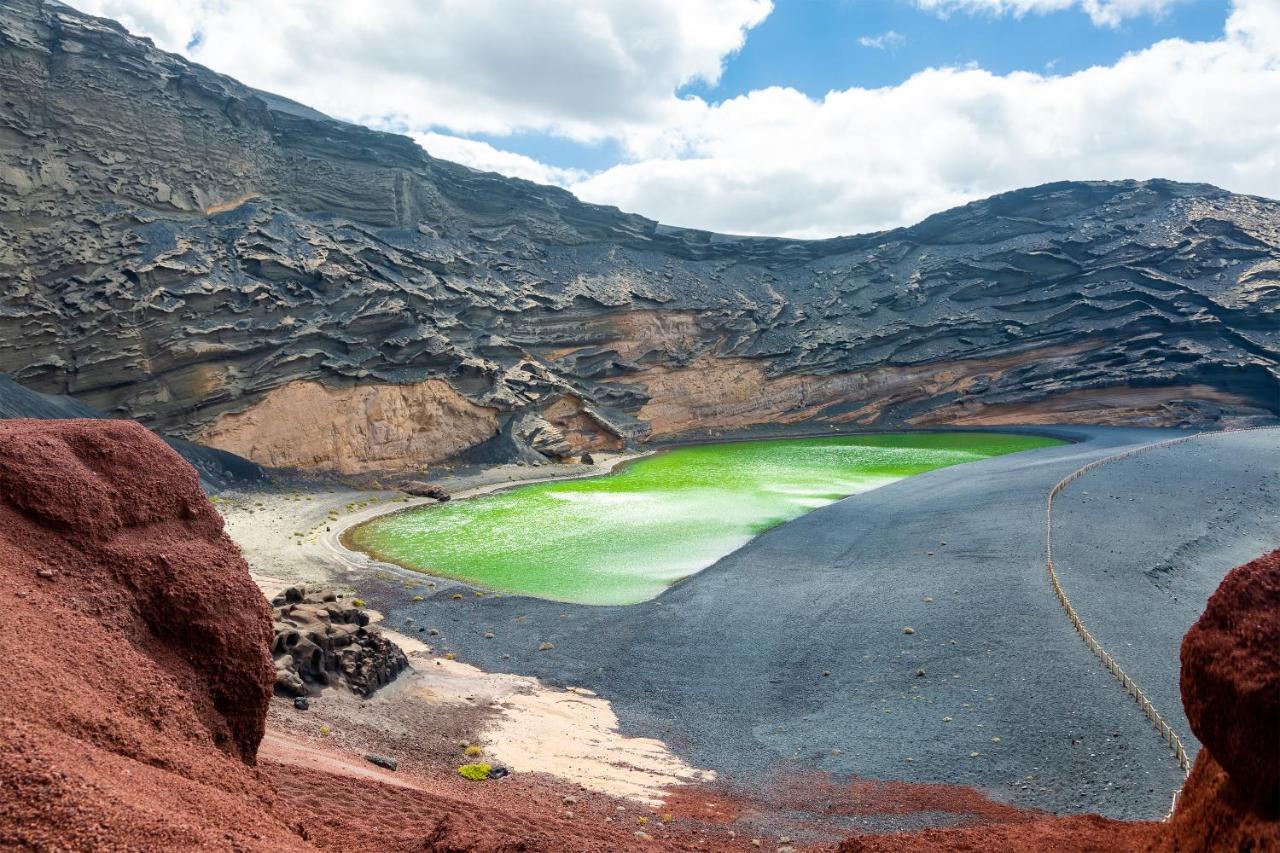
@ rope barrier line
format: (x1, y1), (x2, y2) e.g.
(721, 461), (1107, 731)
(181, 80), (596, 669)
(1043, 425), (1280, 809)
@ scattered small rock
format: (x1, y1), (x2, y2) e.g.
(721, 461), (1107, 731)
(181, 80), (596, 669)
(539, 642), (555, 651)
(293, 696), (309, 711)
(36, 568), (55, 579)
(903, 626), (915, 635)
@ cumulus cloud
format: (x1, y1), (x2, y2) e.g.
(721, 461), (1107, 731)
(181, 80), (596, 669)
(858, 30), (907, 50)
(913, 0), (1184, 28)
(71, 0), (771, 140)
(71, 0), (1280, 238)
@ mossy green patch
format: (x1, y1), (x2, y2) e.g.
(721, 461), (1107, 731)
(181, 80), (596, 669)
(458, 763), (492, 781)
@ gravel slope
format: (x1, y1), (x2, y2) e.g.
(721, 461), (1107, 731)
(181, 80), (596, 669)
(363, 426), (1279, 823)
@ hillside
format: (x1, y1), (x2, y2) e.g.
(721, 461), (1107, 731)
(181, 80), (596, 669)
(2, 0), (1277, 474)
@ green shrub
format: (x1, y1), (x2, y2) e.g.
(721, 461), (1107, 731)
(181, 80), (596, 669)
(458, 763), (491, 781)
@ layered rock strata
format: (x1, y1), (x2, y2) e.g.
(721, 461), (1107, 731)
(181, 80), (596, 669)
(1, 0), (1278, 475)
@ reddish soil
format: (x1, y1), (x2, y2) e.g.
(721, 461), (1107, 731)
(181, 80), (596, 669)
(1165, 546), (1280, 851)
(1179, 548), (1280, 801)
(0, 418), (1274, 852)
(0, 419), (303, 850)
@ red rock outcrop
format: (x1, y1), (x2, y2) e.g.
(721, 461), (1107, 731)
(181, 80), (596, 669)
(1163, 547), (1280, 850)
(0, 419), (306, 850)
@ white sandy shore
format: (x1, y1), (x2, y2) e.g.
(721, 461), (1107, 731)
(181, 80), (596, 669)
(220, 450), (710, 803)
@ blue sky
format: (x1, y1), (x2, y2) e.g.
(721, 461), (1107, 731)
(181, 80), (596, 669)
(465, 0), (1233, 173)
(72, 0), (1280, 236)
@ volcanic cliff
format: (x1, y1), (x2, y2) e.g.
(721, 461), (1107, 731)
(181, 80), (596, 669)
(2, 0), (1279, 475)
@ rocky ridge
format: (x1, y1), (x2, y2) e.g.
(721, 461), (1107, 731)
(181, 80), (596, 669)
(2, 0), (1279, 474)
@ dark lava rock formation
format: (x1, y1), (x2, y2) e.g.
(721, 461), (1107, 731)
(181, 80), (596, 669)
(0, 419), (307, 849)
(2, 0), (1278, 475)
(271, 586), (409, 698)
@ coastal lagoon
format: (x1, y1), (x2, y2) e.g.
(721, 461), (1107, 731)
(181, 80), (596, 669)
(348, 432), (1062, 605)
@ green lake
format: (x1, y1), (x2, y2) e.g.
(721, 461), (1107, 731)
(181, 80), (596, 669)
(347, 432), (1062, 605)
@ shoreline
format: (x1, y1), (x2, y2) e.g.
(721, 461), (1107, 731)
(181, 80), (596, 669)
(217, 424), (1261, 823)
(219, 447), (719, 805)
(328, 449), (650, 589)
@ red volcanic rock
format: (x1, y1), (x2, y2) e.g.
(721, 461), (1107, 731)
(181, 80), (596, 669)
(1161, 750), (1279, 852)
(1179, 547), (1280, 803)
(0, 419), (305, 850)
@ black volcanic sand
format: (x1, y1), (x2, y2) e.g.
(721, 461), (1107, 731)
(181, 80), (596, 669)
(1050, 429), (1280, 754)
(364, 426), (1280, 822)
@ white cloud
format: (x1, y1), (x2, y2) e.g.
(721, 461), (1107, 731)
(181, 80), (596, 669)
(69, 0), (1280, 239)
(913, 0), (1185, 28)
(858, 30), (907, 50)
(411, 133), (587, 187)
(571, 0), (1280, 236)
(70, 0), (772, 140)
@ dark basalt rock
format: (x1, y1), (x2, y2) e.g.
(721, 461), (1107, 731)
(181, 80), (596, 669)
(270, 586), (409, 698)
(0, 0), (1277, 471)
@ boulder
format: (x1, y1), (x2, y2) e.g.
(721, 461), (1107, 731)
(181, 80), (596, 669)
(270, 587), (409, 697)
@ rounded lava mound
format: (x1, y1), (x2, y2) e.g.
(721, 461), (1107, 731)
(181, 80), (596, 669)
(0, 419), (304, 850)
(1166, 547), (1280, 850)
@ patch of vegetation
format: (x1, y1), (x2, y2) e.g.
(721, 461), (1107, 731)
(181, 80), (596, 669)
(464, 744), (483, 757)
(457, 763), (491, 781)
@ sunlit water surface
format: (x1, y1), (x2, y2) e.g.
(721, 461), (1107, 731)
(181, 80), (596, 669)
(348, 433), (1061, 605)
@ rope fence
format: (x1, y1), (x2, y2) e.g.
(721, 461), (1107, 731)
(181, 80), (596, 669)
(1043, 425), (1280, 815)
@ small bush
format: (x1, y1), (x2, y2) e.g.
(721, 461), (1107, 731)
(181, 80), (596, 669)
(352, 598), (366, 607)
(412, 595), (425, 602)
(458, 763), (491, 781)
(464, 744), (483, 757)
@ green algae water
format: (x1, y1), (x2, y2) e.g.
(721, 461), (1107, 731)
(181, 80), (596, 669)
(348, 432), (1061, 605)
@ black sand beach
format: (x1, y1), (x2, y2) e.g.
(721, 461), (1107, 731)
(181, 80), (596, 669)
(368, 426), (1280, 822)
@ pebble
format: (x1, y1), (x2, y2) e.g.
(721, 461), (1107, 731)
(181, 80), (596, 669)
(903, 626), (915, 635)
(539, 642), (555, 651)
(293, 696), (309, 711)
